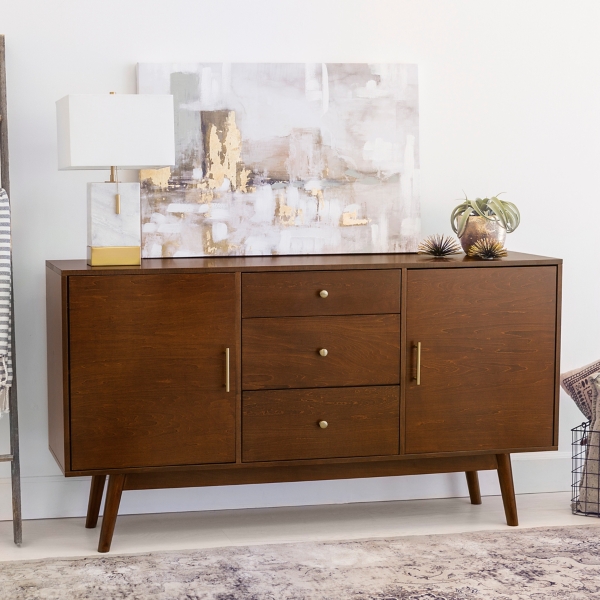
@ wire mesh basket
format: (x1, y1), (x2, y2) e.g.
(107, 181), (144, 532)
(572, 421), (600, 517)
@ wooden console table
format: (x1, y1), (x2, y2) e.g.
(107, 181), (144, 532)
(46, 252), (561, 552)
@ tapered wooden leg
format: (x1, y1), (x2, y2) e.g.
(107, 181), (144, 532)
(85, 475), (106, 529)
(465, 471), (482, 505)
(496, 453), (518, 526)
(98, 474), (125, 553)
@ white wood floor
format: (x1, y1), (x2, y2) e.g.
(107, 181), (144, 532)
(0, 492), (598, 562)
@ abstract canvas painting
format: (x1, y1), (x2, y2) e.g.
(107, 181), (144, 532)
(137, 63), (419, 257)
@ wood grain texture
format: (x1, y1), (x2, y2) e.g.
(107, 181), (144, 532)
(497, 453), (518, 526)
(242, 270), (400, 318)
(124, 454), (499, 490)
(400, 268), (408, 455)
(45, 255), (563, 552)
(46, 252), (562, 278)
(242, 314), (400, 390)
(242, 386), (399, 462)
(553, 263), (563, 446)
(405, 266), (557, 454)
(46, 267), (69, 472)
(69, 274), (237, 471)
(235, 272), (242, 464)
(98, 474), (124, 553)
(85, 475), (106, 529)
(63, 444), (558, 477)
(465, 471), (482, 505)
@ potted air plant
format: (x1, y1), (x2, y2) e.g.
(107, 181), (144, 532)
(450, 194), (520, 253)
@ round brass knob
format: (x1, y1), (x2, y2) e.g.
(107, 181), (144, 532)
(319, 420), (328, 429)
(319, 290), (329, 298)
(319, 348), (328, 357)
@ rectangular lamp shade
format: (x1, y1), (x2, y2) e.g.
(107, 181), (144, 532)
(56, 94), (175, 170)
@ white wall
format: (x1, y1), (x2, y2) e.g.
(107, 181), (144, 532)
(0, 0), (597, 520)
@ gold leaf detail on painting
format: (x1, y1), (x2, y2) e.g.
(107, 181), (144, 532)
(277, 204), (295, 225)
(140, 167), (171, 190)
(237, 167), (251, 193)
(341, 211), (369, 226)
(276, 193), (302, 226)
(205, 111), (250, 193)
(206, 125), (226, 189)
(204, 228), (230, 255)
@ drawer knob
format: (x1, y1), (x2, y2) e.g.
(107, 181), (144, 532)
(319, 290), (329, 298)
(319, 420), (328, 429)
(319, 348), (328, 357)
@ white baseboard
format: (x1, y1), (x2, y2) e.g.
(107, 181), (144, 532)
(0, 452), (572, 521)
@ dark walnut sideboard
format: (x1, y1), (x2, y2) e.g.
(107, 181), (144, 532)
(46, 252), (562, 552)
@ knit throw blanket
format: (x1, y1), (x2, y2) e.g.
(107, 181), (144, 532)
(0, 189), (12, 416)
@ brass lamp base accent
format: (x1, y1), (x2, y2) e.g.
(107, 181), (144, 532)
(87, 246), (141, 267)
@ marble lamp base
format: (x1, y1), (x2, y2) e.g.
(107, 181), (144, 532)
(87, 182), (141, 266)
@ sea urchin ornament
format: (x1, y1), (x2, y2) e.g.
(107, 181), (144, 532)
(418, 234), (463, 257)
(467, 238), (508, 259)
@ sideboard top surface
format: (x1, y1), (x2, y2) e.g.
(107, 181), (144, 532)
(46, 251), (561, 276)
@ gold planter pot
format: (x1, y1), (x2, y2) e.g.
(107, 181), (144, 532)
(459, 216), (507, 253)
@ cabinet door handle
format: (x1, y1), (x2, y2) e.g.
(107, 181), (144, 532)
(415, 342), (422, 386)
(225, 347), (230, 393)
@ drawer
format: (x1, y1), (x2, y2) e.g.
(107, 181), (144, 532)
(242, 270), (400, 318)
(242, 314), (400, 390)
(243, 386), (400, 462)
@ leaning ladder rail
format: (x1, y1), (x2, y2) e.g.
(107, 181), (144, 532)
(0, 33), (22, 546)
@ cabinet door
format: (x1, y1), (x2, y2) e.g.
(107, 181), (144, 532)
(69, 274), (236, 470)
(405, 267), (557, 454)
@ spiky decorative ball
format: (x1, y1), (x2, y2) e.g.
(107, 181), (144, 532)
(418, 234), (463, 256)
(467, 238), (508, 259)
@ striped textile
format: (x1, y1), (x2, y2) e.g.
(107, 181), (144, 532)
(0, 189), (12, 416)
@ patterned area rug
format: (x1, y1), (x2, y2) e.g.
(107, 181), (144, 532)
(1, 526), (600, 599)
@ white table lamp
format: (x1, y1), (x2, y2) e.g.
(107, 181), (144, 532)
(56, 93), (175, 266)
